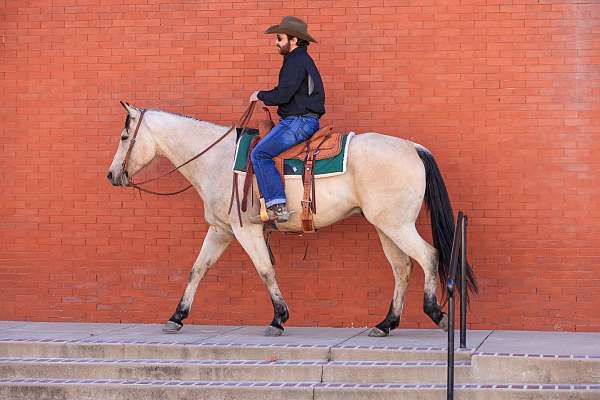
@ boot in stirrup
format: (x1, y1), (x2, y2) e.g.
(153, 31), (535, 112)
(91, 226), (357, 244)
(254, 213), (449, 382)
(250, 203), (294, 224)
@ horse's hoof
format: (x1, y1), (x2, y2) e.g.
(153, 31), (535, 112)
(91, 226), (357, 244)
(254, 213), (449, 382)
(368, 327), (388, 337)
(438, 315), (449, 332)
(264, 325), (284, 337)
(162, 320), (183, 334)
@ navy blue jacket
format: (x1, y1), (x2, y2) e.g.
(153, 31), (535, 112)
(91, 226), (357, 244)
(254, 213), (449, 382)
(257, 46), (325, 119)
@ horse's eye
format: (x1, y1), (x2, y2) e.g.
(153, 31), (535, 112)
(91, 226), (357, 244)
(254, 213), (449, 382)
(121, 135), (129, 141)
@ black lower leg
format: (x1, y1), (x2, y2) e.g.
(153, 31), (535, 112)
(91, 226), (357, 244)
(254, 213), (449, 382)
(270, 298), (289, 330)
(168, 297), (189, 326)
(423, 293), (445, 325)
(375, 301), (400, 335)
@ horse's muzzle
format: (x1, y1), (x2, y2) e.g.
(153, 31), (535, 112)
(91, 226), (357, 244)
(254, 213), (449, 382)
(107, 170), (128, 187)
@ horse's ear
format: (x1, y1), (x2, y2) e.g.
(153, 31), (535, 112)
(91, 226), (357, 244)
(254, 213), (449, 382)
(121, 101), (140, 115)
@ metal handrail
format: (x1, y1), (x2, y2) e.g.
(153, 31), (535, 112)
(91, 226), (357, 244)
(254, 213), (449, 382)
(446, 211), (468, 400)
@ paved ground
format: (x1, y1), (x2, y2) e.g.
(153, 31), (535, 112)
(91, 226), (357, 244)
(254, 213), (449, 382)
(1, 321), (599, 356)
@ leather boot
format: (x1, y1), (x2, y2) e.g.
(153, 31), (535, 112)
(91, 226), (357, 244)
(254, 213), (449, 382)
(250, 203), (294, 224)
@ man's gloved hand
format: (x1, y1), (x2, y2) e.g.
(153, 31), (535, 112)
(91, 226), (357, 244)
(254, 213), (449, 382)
(249, 90), (260, 103)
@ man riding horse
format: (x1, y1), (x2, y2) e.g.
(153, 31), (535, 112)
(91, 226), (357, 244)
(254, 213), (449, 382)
(108, 16), (477, 337)
(249, 16), (325, 223)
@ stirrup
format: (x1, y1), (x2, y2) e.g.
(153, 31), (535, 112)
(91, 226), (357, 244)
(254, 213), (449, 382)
(250, 202), (294, 224)
(270, 204), (294, 223)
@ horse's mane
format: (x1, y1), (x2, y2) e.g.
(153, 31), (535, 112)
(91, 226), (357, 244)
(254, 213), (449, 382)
(147, 108), (199, 122)
(145, 108), (227, 132)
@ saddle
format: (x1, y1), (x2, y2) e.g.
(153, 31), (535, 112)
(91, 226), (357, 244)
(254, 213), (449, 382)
(241, 109), (345, 233)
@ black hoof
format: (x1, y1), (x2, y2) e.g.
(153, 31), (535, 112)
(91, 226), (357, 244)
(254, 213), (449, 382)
(264, 325), (284, 337)
(162, 320), (183, 334)
(438, 314), (449, 332)
(368, 327), (389, 337)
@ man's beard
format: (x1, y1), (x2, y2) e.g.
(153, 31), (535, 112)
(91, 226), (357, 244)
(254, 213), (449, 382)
(277, 42), (291, 55)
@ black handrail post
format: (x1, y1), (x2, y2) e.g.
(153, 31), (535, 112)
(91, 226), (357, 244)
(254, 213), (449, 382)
(460, 215), (468, 349)
(447, 280), (455, 400)
(446, 211), (463, 400)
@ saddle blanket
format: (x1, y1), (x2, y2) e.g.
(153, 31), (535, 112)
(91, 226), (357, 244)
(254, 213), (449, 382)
(232, 131), (355, 178)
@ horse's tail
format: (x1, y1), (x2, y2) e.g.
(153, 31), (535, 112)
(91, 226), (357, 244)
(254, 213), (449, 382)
(415, 144), (478, 303)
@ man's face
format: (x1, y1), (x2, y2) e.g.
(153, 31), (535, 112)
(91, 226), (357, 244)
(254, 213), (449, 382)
(276, 34), (292, 55)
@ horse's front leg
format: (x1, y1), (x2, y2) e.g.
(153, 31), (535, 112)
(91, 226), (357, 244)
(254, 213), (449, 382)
(234, 225), (289, 336)
(163, 225), (233, 333)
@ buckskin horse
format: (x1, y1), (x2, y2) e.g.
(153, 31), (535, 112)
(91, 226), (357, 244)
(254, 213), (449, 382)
(107, 102), (477, 337)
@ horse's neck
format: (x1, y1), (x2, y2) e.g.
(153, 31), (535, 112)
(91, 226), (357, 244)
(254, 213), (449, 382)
(150, 112), (235, 201)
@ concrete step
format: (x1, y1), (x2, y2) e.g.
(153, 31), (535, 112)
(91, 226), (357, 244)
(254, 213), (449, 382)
(472, 353), (600, 384)
(323, 360), (471, 384)
(315, 383), (600, 400)
(0, 339), (473, 363)
(0, 379), (313, 400)
(0, 357), (324, 383)
(1, 379), (599, 400)
(0, 340), (330, 361)
(330, 345), (473, 362)
(0, 357), (471, 384)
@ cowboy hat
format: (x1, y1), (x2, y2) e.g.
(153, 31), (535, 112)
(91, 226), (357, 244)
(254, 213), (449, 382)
(265, 16), (317, 43)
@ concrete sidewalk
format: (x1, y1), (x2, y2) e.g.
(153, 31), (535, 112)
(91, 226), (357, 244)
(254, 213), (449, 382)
(1, 321), (599, 357)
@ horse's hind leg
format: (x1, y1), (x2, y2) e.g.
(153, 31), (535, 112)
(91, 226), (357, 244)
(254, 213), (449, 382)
(163, 226), (233, 333)
(376, 224), (448, 332)
(369, 228), (413, 337)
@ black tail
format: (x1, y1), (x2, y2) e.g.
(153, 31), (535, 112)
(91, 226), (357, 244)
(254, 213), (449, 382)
(416, 145), (478, 303)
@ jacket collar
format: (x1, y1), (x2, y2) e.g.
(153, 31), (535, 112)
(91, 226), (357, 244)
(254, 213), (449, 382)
(284, 46), (307, 61)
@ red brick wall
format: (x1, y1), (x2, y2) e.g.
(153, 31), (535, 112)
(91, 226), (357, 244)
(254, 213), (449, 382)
(2, 0), (599, 332)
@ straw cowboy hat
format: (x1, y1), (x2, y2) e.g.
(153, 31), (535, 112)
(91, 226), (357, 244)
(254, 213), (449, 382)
(265, 16), (317, 43)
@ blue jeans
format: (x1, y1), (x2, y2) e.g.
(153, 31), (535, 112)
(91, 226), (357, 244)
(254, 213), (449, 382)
(251, 115), (320, 207)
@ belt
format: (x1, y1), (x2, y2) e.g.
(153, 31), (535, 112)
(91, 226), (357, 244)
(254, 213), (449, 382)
(302, 113), (319, 119)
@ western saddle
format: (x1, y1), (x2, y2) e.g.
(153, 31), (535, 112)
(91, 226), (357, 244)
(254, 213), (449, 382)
(238, 108), (345, 233)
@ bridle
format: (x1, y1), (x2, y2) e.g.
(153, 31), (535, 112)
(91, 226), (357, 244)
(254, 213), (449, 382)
(120, 102), (257, 196)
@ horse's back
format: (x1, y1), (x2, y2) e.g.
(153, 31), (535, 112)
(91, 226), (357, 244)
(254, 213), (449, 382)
(348, 132), (425, 180)
(347, 132), (426, 221)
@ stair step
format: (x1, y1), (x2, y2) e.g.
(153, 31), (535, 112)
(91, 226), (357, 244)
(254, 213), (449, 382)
(316, 383), (600, 400)
(472, 353), (600, 384)
(0, 357), (324, 382)
(0, 379), (314, 400)
(324, 360), (471, 384)
(1, 379), (599, 400)
(0, 340), (330, 361)
(0, 339), (473, 362)
(330, 345), (473, 362)
(0, 357), (471, 384)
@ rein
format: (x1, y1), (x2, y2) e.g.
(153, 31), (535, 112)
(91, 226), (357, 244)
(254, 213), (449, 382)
(122, 102), (257, 196)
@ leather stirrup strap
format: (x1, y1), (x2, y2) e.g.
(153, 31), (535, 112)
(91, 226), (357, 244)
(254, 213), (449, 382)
(301, 144), (316, 233)
(309, 135), (329, 215)
(299, 134), (332, 233)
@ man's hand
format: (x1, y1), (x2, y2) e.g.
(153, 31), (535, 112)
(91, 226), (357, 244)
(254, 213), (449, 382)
(249, 90), (260, 103)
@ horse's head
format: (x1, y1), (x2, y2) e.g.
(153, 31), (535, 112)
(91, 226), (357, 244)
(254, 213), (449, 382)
(107, 101), (157, 187)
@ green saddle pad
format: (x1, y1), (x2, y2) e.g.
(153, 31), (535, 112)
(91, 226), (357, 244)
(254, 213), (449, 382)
(233, 132), (354, 177)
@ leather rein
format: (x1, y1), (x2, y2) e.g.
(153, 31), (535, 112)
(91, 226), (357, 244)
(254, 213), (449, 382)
(121, 102), (257, 196)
